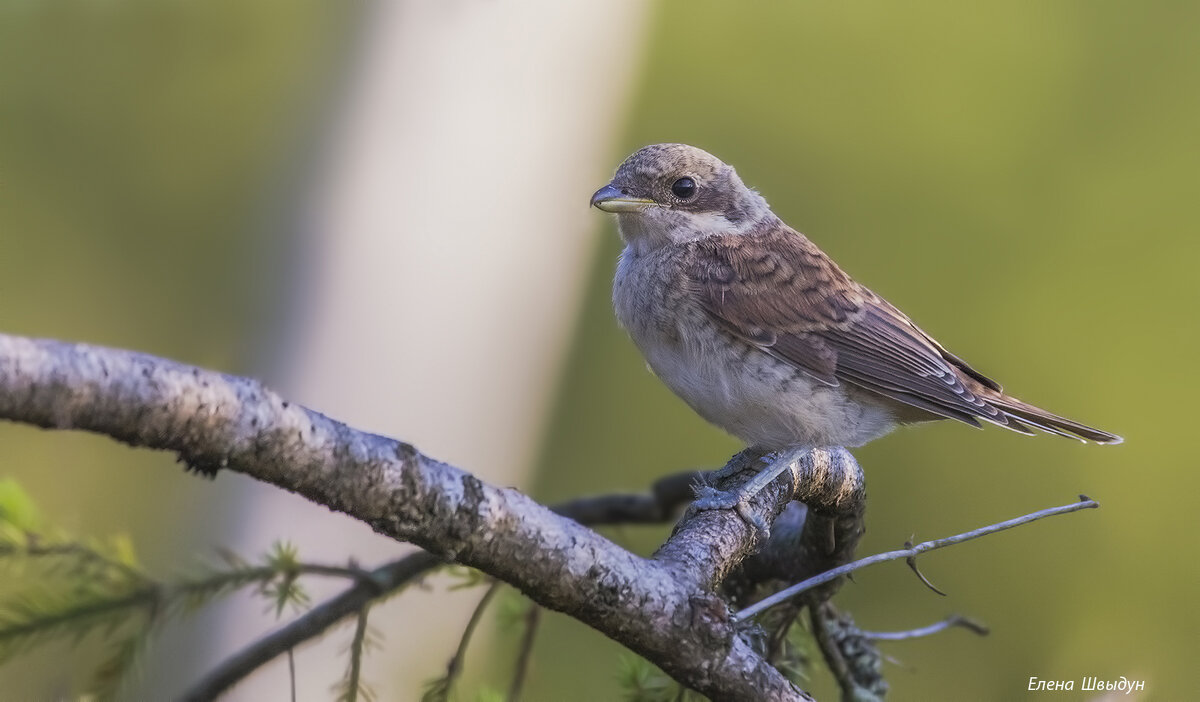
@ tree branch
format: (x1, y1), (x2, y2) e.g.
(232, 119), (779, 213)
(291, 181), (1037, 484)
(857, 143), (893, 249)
(180, 551), (441, 702)
(0, 333), (836, 701)
(810, 603), (887, 702)
(185, 473), (708, 701)
(507, 603), (540, 702)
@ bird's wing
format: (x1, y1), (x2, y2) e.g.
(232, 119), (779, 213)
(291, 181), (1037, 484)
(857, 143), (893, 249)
(685, 229), (1020, 430)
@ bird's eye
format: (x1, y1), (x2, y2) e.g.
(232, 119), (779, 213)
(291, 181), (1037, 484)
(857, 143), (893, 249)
(671, 177), (697, 199)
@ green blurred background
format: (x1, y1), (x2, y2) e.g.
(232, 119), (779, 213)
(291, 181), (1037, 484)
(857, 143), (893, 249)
(2, 1), (1197, 700)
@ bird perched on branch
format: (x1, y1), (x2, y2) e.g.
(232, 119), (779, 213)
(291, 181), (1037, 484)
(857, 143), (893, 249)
(591, 143), (1119, 513)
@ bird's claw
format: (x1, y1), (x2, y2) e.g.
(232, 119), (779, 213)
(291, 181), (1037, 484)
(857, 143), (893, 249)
(689, 486), (771, 537)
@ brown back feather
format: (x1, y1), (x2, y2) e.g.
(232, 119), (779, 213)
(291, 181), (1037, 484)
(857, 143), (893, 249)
(686, 227), (1121, 443)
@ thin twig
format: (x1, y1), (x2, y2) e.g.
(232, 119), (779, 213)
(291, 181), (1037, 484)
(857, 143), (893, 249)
(180, 551), (442, 702)
(287, 649), (296, 702)
(343, 606), (371, 701)
(859, 615), (989, 641)
(764, 603), (803, 665)
(736, 496), (1099, 621)
(904, 544), (948, 596)
(291, 563), (380, 584)
(443, 581), (502, 695)
(549, 470), (699, 525)
(2, 536), (150, 584)
(507, 604), (541, 702)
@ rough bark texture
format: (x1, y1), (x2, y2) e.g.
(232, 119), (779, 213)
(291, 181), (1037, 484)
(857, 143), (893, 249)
(0, 334), (867, 701)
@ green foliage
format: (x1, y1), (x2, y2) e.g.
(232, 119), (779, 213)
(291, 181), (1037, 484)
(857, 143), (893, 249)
(334, 606), (380, 702)
(494, 587), (532, 633)
(89, 633), (149, 702)
(0, 482), (376, 698)
(421, 574), (504, 702)
(259, 541), (312, 617)
(0, 479), (40, 533)
(615, 654), (706, 702)
(444, 564), (493, 591)
(0, 488), (152, 700)
(755, 604), (814, 687)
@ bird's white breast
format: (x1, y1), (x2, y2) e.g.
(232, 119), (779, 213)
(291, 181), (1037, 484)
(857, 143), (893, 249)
(613, 246), (897, 448)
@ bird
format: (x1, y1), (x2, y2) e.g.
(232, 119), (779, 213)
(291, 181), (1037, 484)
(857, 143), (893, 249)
(591, 143), (1120, 513)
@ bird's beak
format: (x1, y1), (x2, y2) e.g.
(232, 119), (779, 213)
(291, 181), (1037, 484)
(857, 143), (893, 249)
(590, 183), (656, 213)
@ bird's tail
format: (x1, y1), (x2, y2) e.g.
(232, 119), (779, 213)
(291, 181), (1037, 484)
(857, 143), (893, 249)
(986, 392), (1123, 444)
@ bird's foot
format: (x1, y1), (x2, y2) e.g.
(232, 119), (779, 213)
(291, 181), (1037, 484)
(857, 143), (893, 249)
(688, 449), (802, 537)
(690, 483), (771, 535)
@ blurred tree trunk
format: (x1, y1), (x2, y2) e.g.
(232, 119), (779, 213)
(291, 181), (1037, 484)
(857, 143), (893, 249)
(203, 1), (649, 698)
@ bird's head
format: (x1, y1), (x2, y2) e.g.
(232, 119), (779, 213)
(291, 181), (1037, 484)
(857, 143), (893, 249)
(591, 144), (774, 254)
